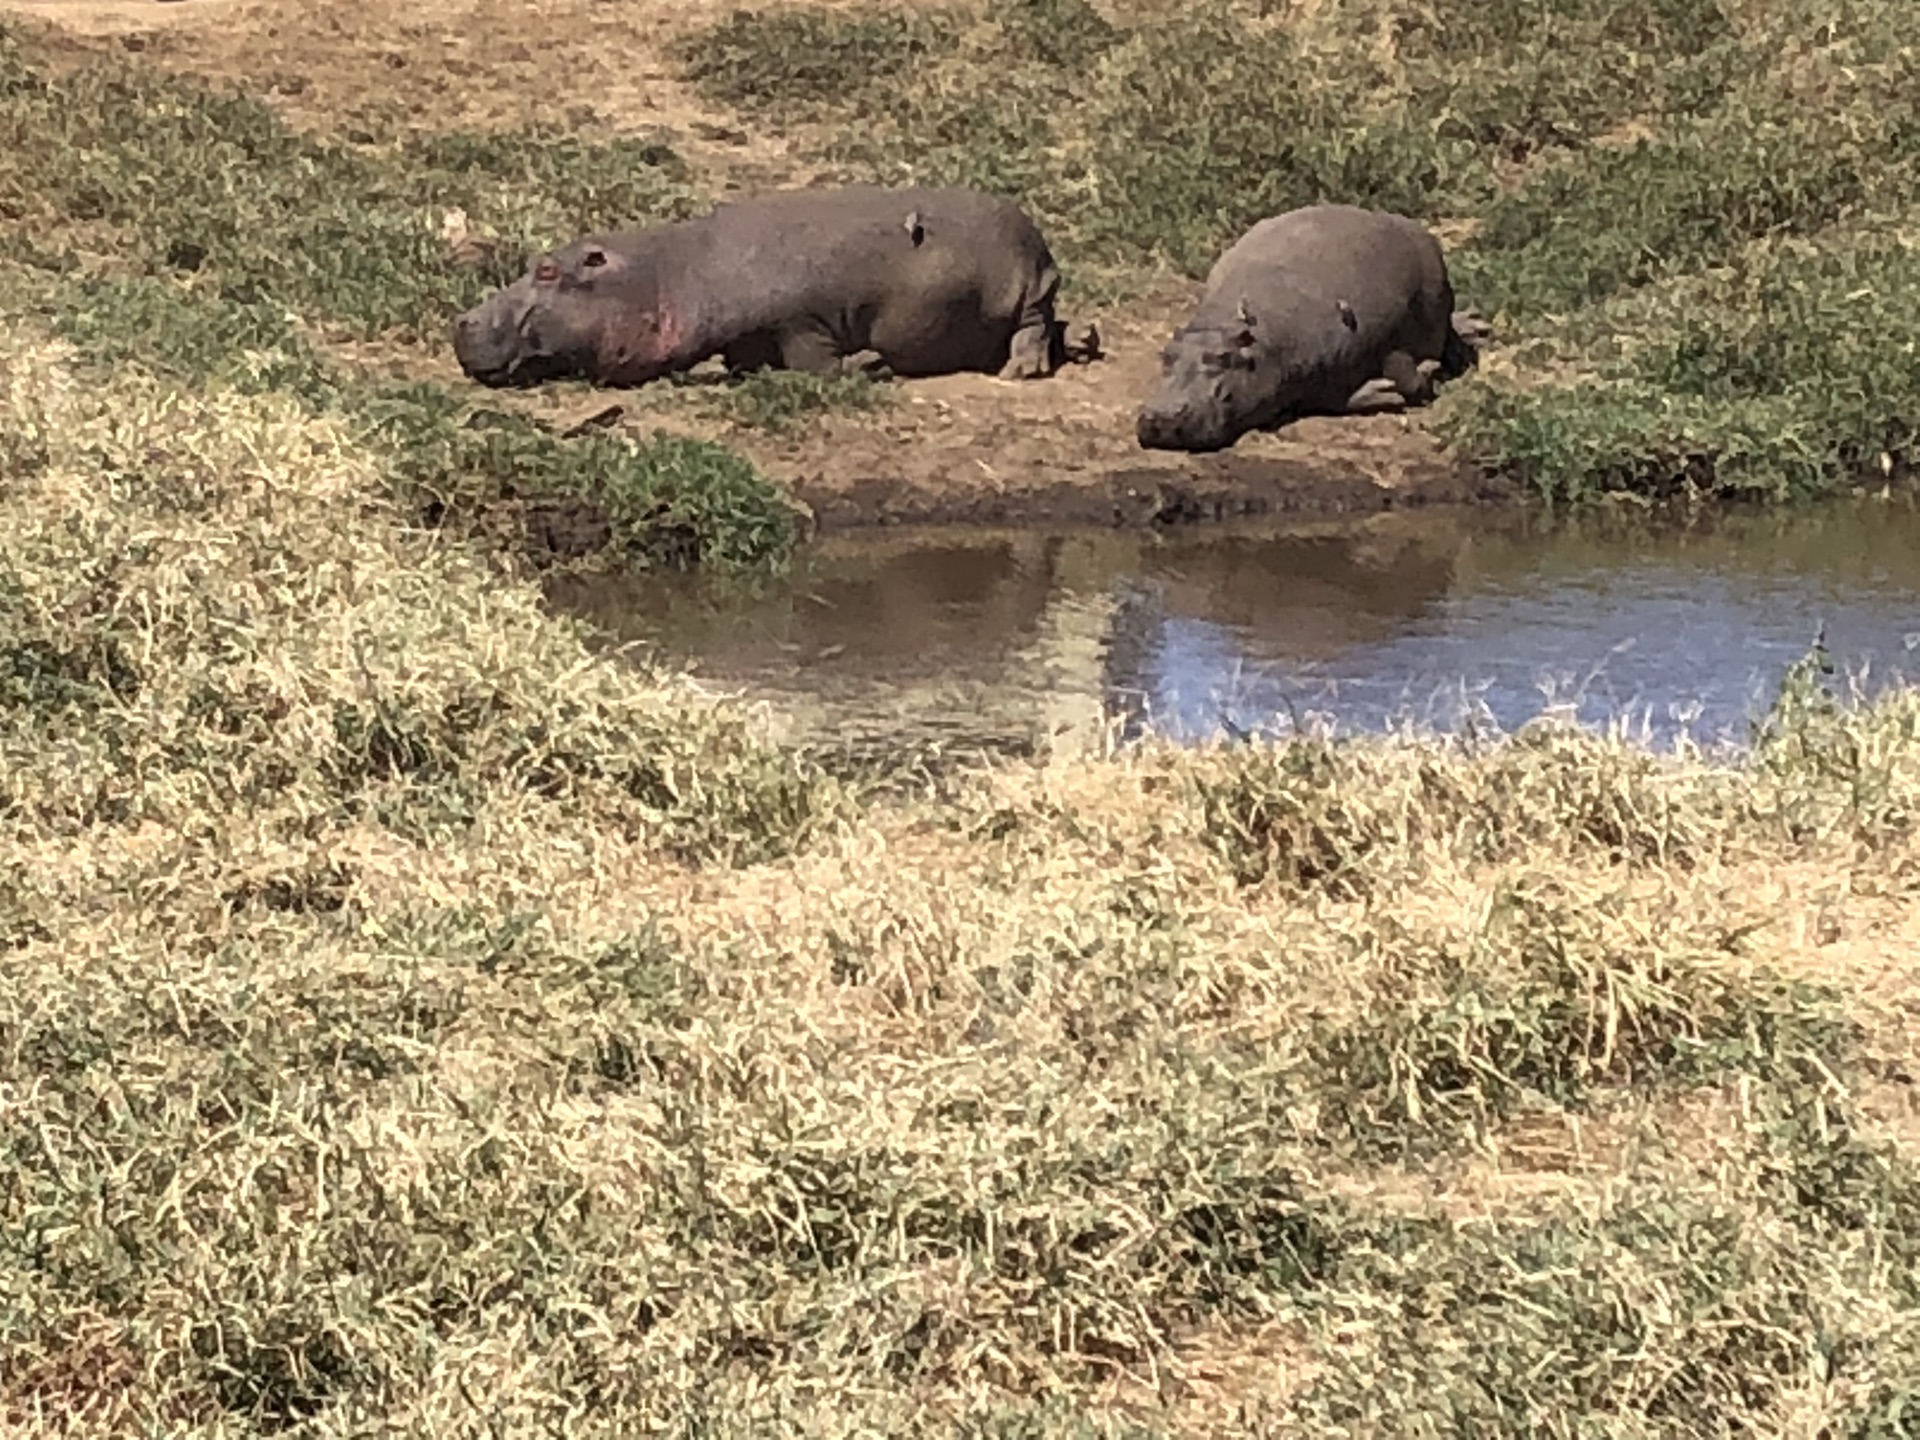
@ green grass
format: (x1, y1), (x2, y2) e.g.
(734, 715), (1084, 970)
(672, 0), (1920, 503)
(685, 366), (896, 434)
(1437, 214), (1920, 504)
(30, 268), (799, 569)
(0, 27), (699, 339)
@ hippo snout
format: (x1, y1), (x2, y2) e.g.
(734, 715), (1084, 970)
(450, 307), (521, 388)
(1136, 408), (1174, 449)
(1136, 405), (1228, 454)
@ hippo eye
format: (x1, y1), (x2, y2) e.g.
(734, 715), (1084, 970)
(533, 259), (561, 284)
(581, 247), (607, 269)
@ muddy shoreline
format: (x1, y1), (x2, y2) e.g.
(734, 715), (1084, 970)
(783, 447), (1520, 532)
(505, 443), (1520, 562)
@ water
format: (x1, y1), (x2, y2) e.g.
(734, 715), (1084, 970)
(545, 496), (1920, 758)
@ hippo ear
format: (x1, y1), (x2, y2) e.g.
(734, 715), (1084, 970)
(1235, 297), (1257, 330)
(581, 245), (609, 270)
(533, 258), (561, 285)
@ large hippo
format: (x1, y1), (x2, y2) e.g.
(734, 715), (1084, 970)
(451, 184), (1084, 389)
(1135, 204), (1488, 453)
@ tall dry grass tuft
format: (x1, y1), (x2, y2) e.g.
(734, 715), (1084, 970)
(0, 336), (847, 860)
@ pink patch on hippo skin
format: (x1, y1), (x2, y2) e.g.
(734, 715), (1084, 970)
(598, 306), (683, 385)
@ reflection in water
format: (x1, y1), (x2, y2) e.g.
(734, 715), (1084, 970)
(546, 497), (1920, 757)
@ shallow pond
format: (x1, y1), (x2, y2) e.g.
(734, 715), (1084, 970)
(546, 495), (1920, 759)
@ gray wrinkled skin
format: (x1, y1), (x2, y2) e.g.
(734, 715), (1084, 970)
(451, 185), (1074, 389)
(1136, 205), (1484, 454)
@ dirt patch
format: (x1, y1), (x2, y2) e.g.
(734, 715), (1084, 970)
(6, 0), (1516, 535)
(766, 304), (1510, 531)
(0, 0), (818, 187)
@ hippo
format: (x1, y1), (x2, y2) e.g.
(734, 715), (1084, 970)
(1135, 204), (1490, 453)
(451, 184), (1088, 389)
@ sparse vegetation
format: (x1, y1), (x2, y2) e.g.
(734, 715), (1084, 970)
(686, 366), (896, 434)
(7, 0), (1920, 1432)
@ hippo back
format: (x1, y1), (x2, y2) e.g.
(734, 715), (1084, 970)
(695, 184), (1062, 376)
(1205, 204), (1450, 319)
(701, 185), (1054, 306)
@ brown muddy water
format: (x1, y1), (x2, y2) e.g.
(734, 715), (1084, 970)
(545, 495), (1920, 761)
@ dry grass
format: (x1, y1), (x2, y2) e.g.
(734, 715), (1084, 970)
(6, 332), (1920, 1434)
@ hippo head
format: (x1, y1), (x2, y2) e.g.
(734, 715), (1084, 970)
(1135, 303), (1273, 454)
(451, 237), (674, 388)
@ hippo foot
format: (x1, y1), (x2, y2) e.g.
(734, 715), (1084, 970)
(997, 352), (1053, 381)
(998, 320), (1067, 381)
(840, 349), (894, 382)
(1345, 376), (1414, 414)
(1064, 321), (1102, 365)
(1451, 308), (1495, 347)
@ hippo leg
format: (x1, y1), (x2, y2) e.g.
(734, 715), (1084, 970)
(1344, 377), (1413, 414)
(1063, 320), (1103, 365)
(998, 317), (1060, 381)
(1388, 350), (1442, 404)
(1451, 308), (1494, 347)
(840, 349), (894, 381)
(721, 331), (784, 375)
(1444, 309), (1491, 377)
(774, 327), (852, 377)
(1344, 353), (1446, 415)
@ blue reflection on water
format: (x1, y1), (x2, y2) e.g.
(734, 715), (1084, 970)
(1122, 561), (1920, 751)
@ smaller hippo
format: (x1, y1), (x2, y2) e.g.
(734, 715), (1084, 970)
(1136, 205), (1489, 454)
(451, 185), (1085, 389)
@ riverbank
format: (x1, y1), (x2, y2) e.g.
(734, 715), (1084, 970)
(507, 286), (1519, 534)
(7, 327), (1920, 1434)
(3, 0), (1917, 565)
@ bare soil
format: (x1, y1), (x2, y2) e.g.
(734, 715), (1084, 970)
(1, 0), (1515, 531)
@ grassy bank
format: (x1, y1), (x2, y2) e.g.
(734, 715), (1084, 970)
(8, 330), (1920, 1433)
(0, 25), (797, 571)
(675, 0), (1920, 504)
(9, 3), (1917, 522)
